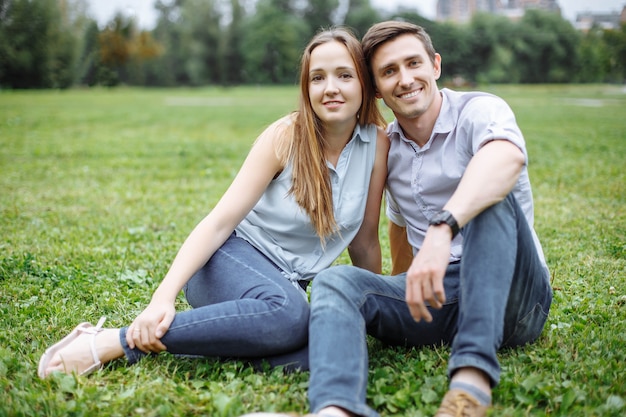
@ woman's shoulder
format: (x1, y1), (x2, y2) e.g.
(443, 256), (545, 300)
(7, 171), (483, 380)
(256, 113), (296, 166)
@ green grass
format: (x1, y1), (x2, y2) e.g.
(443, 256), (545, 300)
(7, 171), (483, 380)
(1, 85), (624, 416)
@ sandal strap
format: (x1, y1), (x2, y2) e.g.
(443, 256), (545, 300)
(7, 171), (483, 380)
(90, 317), (106, 365)
(77, 316), (106, 375)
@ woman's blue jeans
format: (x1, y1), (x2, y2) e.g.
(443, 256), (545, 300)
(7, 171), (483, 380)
(308, 194), (553, 417)
(118, 233), (310, 369)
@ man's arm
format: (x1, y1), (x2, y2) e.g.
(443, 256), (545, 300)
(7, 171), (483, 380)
(405, 139), (525, 322)
(443, 140), (525, 228)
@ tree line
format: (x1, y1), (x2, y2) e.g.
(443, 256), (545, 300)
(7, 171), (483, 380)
(1, 0), (625, 89)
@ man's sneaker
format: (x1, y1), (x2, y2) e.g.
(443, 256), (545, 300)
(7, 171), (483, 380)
(434, 388), (491, 417)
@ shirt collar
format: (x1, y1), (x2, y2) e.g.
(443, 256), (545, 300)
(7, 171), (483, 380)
(352, 123), (371, 143)
(387, 88), (456, 142)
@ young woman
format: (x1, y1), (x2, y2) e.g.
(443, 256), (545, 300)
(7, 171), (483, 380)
(38, 27), (389, 378)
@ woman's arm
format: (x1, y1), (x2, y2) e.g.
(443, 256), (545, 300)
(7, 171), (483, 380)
(128, 118), (290, 352)
(348, 127), (389, 274)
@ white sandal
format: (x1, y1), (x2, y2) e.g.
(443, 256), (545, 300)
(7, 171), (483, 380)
(38, 317), (106, 379)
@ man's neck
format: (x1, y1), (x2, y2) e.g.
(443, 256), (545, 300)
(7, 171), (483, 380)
(396, 91), (443, 148)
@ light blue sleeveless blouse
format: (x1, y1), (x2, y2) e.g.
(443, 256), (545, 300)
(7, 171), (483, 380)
(235, 123), (378, 292)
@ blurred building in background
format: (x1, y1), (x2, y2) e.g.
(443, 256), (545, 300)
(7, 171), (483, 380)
(574, 6), (626, 31)
(436, 0), (561, 23)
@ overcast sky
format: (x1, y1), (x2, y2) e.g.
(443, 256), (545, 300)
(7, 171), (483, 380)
(85, 0), (626, 29)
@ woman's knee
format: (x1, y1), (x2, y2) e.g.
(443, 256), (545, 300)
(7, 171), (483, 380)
(265, 301), (310, 350)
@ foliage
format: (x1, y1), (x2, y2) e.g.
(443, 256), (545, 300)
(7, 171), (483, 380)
(0, 85), (624, 416)
(0, 0), (73, 88)
(601, 23), (626, 83)
(2, 1), (626, 88)
(514, 9), (580, 83)
(241, 0), (309, 84)
(343, 0), (382, 38)
(303, 0), (340, 35)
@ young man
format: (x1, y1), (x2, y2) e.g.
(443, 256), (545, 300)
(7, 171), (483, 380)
(242, 21), (552, 417)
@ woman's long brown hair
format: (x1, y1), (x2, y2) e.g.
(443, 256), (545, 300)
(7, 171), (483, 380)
(288, 27), (386, 240)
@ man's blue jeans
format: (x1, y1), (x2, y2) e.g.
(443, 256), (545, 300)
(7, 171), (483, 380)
(308, 194), (553, 417)
(118, 233), (310, 368)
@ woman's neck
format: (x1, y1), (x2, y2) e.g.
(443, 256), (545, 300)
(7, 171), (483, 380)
(324, 119), (357, 167)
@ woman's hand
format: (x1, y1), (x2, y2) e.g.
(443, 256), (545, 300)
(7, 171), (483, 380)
(126, 300), (176, 353)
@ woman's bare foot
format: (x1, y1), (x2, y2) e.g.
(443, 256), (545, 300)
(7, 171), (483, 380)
(40, 322), (125, 378)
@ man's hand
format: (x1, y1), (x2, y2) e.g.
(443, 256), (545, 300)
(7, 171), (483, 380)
(405, 224), (452, 322)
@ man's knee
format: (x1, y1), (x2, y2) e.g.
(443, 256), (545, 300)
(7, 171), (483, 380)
(312, 265), (362, 303)
(314, 265), (351, 289)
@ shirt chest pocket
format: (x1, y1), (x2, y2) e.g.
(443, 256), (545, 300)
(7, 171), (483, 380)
(335, 189), (367, 231)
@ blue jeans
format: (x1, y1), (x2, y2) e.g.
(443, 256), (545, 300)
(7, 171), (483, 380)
(118, 233), (310, 370)
(308, 194), (552, 417)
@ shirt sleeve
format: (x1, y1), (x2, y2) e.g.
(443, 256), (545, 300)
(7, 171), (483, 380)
(463, 96), (528, 164)
(385, 188), (406, 227)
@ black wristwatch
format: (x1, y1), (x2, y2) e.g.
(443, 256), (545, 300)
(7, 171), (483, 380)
(429, 210), (459, 239)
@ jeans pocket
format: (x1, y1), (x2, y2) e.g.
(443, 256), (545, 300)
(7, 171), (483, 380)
(502, 302), (550, 348)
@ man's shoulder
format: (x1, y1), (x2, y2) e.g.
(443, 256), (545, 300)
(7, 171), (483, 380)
(385, 119), (403, 139)
(442, 88), (504, 107)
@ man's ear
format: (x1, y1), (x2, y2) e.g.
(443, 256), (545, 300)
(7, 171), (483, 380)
(374, 83), (382, 99)
(434, 53), (442, 80)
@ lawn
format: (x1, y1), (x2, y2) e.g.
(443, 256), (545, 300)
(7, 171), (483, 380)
(0, 85), (624, 416)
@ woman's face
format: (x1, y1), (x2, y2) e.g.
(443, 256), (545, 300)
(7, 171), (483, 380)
(308, 41), (362, 129)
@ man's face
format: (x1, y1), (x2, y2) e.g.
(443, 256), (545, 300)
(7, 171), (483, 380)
(370, 34), (441, 121)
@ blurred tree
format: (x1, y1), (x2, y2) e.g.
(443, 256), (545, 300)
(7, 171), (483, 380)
(179, 0), (222, 85)
(602, 23), (626, 83)
(148, 0), (188, 86)
(98, 12), (133, 85)
(427, 20), (471, 84)
(303, 0), (340, 38)
(515, 9), (580, 83)
(242, 0), (308, 84)
(0, 0), (56, 88)
(1, 0), (623, 88)
(49, 0), (91, 88)
(577, 26), (609, 83)
(98, 11), (163, 86)
(466, 13), (519, 83)
(76, 19), (100, 86)
(343, 0), (381, 38)
(220, 0), (246, 85)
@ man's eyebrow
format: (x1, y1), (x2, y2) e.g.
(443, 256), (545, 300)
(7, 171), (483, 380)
(376, 62), (396, 73)
(376, 54), (423, 72)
